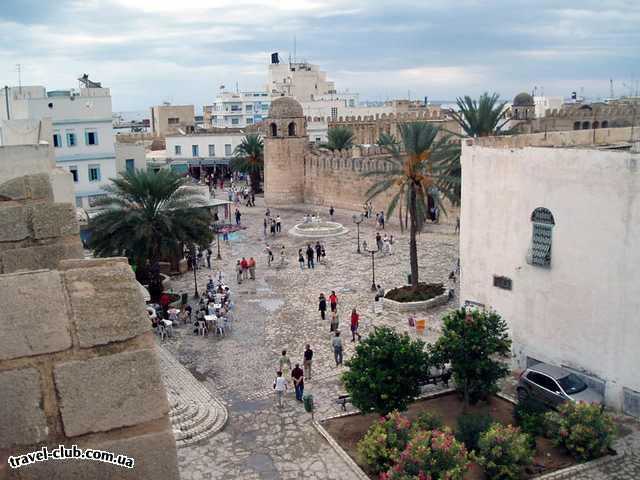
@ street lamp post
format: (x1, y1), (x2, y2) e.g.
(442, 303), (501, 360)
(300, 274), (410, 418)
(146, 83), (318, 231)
(192, 249), (199, 298)
(352, 214), (363, 253)
(366, 247), (379, 291)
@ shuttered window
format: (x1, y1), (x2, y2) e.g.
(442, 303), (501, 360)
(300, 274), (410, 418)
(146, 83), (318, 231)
(528, 208), (555, 268)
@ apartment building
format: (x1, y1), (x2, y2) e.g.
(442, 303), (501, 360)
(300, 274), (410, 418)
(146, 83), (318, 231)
(204, 91), (270, 128)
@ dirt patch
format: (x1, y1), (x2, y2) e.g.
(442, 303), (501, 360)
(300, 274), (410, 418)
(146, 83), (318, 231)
(322, 392), (575, 479)
(385, 283), (445, 302)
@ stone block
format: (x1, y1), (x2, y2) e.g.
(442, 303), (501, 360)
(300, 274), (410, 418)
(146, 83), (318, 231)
(63, 262), (149, 348)
(0, 270), (72, 360)
(7, 430), (179, 479)
(0, 241), (83, 274)
(30, 203), (78, 239)
(59, 257), (128, 270)
(0, 368), (48, 448)
(0, 204), (30, 242)
(54, 349), (168, 437)
(623, 387), (640, 418)
(0, 174), (54, 201)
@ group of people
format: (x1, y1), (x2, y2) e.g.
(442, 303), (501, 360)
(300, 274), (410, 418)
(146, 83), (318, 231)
(298, 242), (326, 270)
(192, 279), (234, 336)
(273, 345), (314, 406)
(264, 210), (282, 237)
(318, 290), (362, 364)
(236, 257), (257, 283)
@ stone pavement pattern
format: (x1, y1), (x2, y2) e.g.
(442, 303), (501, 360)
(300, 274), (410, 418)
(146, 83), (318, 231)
(160, 196), (640, 479)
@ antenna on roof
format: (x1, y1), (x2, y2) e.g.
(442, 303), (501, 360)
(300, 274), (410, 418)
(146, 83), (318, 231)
(16, 64), (22, 92)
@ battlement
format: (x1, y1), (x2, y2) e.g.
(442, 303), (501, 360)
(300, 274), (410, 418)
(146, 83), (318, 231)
(306, 145), (391, 173)
(307, 109), (449, 124)
(543, 105), (637, 118)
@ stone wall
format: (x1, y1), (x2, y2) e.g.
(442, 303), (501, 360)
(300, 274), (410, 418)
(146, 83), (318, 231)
(0, 141), (179, 478)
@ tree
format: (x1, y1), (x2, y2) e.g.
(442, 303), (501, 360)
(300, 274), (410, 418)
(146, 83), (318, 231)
(365, 122), (461, 289)
(430, 308), (512, 406)
(89, 169), (213, 296)
(323, 126), (354, 151)
(450, 92), (509, 137)
(232, 133), (264, 193)
(343, 326), (431, 414)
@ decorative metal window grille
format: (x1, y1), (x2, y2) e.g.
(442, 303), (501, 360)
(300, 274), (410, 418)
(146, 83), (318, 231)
(493, 275), (512, 290)
(528, 207), (555, 267)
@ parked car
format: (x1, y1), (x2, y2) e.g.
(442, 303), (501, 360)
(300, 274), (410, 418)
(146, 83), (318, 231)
(517, 362), (603, 409)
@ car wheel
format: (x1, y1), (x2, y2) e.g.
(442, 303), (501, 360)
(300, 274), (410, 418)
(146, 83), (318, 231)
(517, 388), (529, 403)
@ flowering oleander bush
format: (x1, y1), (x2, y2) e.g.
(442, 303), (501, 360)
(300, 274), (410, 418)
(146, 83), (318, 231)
(357, 411), (412, 474)
(380, 428), (471, 480)
(477, 424), (534, 479)
(544, 402), (616, 462)
(411, 412), (443, 433)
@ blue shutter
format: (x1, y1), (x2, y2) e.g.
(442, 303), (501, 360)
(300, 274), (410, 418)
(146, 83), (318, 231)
(94, 132), (99, 145)
(84, 131), (89, 145)
(96, 166), (101, 181)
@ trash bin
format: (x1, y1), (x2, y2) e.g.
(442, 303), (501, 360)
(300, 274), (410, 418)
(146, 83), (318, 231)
(303, 394), (314, 413)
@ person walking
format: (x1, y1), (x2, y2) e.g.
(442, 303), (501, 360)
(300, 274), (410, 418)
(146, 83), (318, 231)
(263, 217), (268, 237)
(273, 371), (287, 408)
(235, 208), (241, 225)
(298, 249), (305, 270)
(236, 260), (243, 284)
(306, 244), (315, 269)
(329, 205), (334, 219)
(279, 350), (292, 374)
(332, 331), (343, 366)
(291, 363), (304, 402)
(376, 232), (383, 251)
(318, 293), (327, 321)
(240, 257), (249, 280)
(206, 248), (212, 269)
(276, 215), (282, 233)
(249, 257), (256, 280)
(280, 245), (286, 266)
(315, 241), (322, 263)
(265, 244), (274, 267)
(329, 290), (338, 313)
(270, 219), (276, 236)
(379, 211), (385, 229)
(329, 310), (339, 332)
(350, 308), (362, 342)
(303, 344), (313, 380)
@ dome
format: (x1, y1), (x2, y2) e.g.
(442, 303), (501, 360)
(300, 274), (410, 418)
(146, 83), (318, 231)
(513, 92), (534, 106)
(268, 96), (304, 118)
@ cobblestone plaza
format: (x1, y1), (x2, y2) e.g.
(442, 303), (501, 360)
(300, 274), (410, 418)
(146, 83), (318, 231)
(161, 198), (640, 480)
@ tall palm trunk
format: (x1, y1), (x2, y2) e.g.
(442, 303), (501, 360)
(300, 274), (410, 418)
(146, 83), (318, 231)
(250, 169), (261, 193)
(409, 185), (419, 289)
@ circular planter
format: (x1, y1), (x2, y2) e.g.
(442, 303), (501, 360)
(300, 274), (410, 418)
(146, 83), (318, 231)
(382, 286), (449, 313)
(288, 221), (349, 238)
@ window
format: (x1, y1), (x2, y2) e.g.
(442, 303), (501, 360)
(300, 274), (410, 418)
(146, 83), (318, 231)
(288, 122), (296, 136)
(331, 107), (338, 119)
(52, 133), (61, 148)
(88, 164), (101, 182)
(85, 130), (98, 145)
(262, 104), (269, 110)
(174, 145), (182, 155)
(270, 123), (278, 136)
(88, 194), (106, 207)
(192, 145), (199, 157)
(246, 104), (253, 112)
(527, 207), (555, 267)
(224, 144), (232, 156)
(75, 197), (83, 208)
(527, 372), (560, 392)
(66, 132), (77, 147)
(246, 118), (254, 124)
(125, 159), (134, 172)
(69, 166), (78, 183)
(557, 374), (587, 395)
(208, 144), (215, 157)
(231, 118), (239, 125)
(168, 117), (180, 125)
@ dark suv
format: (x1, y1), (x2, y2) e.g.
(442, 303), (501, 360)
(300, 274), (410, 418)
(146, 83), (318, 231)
(517, 362), (603, 409)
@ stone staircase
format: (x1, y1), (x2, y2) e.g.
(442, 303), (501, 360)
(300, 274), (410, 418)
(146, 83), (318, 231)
(156, 346), (228, 447)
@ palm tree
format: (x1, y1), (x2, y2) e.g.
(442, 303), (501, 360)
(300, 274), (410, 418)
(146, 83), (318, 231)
(365, 122), (460, 289)
(232, 133), (264, 193)
(323, 127), (354, 151)
(450, 92), (509, 137)
(89, 169), (213, 296)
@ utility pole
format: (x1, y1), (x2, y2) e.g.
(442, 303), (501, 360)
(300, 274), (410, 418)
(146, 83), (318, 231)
(4, 86), (10, 120)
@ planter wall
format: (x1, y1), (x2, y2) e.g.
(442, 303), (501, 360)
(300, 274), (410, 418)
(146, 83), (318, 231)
(382, 290), (449, 312)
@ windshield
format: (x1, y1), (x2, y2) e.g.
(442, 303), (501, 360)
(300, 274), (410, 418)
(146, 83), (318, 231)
(557, 373), (587, 395)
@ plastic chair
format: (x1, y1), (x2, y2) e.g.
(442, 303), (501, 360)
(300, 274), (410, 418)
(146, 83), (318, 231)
(197, 321), (206, 336)
(158, 324), (167, 341)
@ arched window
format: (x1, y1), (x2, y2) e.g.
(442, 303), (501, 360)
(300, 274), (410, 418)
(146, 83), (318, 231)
(573, 121), (581, 130)
(528, 207), (555, 268)
(582, 121), (590, 130)
(270, 123), (278, 137)
(601, 120), (609, 129)
(288, 122), (296, 136)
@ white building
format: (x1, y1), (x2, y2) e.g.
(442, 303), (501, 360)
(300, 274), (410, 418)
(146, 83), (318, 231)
(161, 131), (247, 175)
(1, 82), (145, 209)
(204, 91), (270, 128)
(533, 95), (564, 118)
(460, 128), (640, 416)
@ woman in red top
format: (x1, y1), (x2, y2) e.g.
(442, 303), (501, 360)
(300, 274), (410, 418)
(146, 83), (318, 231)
(329, 291), (338, 312)
(350, 308), (361, 342)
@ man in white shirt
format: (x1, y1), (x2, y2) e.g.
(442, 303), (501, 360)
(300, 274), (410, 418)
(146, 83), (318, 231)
(273, 371), (287, 408)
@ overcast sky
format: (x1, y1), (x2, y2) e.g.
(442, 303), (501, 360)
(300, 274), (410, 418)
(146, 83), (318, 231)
(1, 0), (638, 112)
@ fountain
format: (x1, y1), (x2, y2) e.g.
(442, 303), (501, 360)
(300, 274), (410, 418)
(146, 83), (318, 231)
(288, 212), (349, 238)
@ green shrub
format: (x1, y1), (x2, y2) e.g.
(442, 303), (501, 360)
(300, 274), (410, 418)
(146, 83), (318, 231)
(412, 411), (444, 433)
(514, 397), (549, 439)
(381, 428), (470, 480)
(477, 423), (534, 479)
(455, 413), (493, 452)
(544, 402), (616, 462)
(357, 411), (412, 474)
